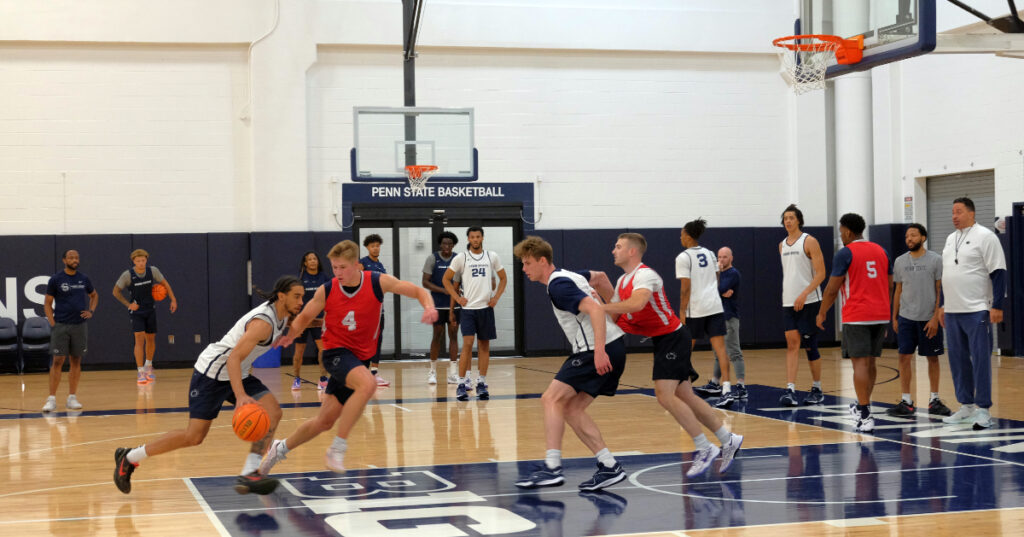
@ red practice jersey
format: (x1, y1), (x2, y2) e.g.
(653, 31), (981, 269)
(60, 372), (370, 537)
(321, 271), (384, 360)
(840, 241), (891, 324)
(614, 264), (682, 337)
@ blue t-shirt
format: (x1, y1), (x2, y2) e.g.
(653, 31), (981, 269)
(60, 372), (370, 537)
(547, 273), (589, 314)
(359, 256), (387, 274)
(46, 271), (95, 325)
(300, 270), (331, 318)
(718, 267), (741, 320)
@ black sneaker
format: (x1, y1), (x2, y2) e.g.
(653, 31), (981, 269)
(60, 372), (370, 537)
(113, 447), (137, 494)
(779, 389), (798, 407)
(801, 387), (824, 405)
(732, 384), (748, 400)
(579, 462), (626, 491)
(515, 464), (565, 488)
(928, 398), (953, 416)
(714, 391), (736, 409)
(477, 381), (489, 400)
(694, 380), (723, 397)
(886, 400), (917, 418)
(234, 472), (280, 495)
(456, 383), (469, 401)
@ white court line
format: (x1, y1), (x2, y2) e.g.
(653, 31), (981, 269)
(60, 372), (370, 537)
(0, 476), (186, 500)
(824, 517), (888, 527)
(391, 404), (411, 412)
(183, 478), (232, 537)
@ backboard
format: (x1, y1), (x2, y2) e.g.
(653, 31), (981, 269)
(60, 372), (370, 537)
(351, 106), (477, 183)
(798, 0), (936, 78)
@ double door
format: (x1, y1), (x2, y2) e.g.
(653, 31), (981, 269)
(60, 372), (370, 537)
(353, 205), (524, 359)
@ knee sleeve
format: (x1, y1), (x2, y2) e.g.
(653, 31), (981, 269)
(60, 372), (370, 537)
(804, 335), (821, 362)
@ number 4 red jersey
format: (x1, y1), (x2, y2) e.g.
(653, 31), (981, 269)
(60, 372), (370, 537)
(839, 241), (891, 324)
(322, 271), (384, 360)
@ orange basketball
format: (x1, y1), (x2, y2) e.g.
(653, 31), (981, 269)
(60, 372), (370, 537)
(232, 403), (270, 442)
(151, 283), (167, 301)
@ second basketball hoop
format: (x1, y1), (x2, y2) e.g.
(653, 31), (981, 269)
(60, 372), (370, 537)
(405, 165), (439, 195)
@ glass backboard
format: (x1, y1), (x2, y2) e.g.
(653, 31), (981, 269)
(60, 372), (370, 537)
(351, 107), (477, 183)
(799, 0), (936, 78)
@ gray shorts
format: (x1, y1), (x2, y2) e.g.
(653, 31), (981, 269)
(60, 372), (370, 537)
(51, 322), (88, 357)
(841, 323), (886, 358)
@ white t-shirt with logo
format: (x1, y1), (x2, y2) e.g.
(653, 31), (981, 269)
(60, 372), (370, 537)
(448, 250), (503, 310)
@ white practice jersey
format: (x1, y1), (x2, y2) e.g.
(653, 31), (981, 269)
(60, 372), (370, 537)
(449, 250), (503, 310)
(675, 247), (724, 318)
(194, 301), (287, 381)
(547, 269), (624, 354)
(780, 232), (822, 307)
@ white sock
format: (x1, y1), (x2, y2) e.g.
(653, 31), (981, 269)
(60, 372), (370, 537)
(902, 393), (913, 404)
(241, 452), (261, 475)
(137, 367), (145, 373)
(144, 360), (153, 368)
(595, 447), (616, 468)
(693, 433), (711, 451)
(787, 382), (796, 391)
(478, 375), (486, 385)
(714, 426), (732, 446)
(930, 392), (940, 402)
(430, 362), (436, 373)
(812, 380), (822, 390)
(127, 445), (148, 464)
(545, 449), (561, 470)
(330, 436), (347, 453)
(277, 439), (290, 454)
(722, 381), (731, 394)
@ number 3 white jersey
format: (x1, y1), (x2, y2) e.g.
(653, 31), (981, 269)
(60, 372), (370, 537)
(194, 301), (287, 381)
(449, 250), (503, 310)
(675, 247), (724, 318)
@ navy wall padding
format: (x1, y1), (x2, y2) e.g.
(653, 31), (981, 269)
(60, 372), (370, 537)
(0, 235), (55, 325)
(249, 232), (316, 307)
(207, 233), (251, 347)
(521, 230), (568, 354)
(868, 223), (906, 345)
(130, 234), (210, 363)
(55, 234), (133, 366)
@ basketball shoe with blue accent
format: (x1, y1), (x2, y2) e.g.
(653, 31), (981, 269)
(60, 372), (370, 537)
(686, 444), (721, 478)
(515, 465), (565, 488)
(579, 462), (626, 491)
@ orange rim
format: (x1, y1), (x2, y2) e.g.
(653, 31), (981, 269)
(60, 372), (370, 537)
(405, 165), (438, 179)
(772, 34), (864, 65)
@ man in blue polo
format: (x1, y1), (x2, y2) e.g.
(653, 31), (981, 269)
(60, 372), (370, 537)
(43, 249), (98, 412)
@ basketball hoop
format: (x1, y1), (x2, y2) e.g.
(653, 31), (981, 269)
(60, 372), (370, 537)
(404, 165), (438, 195)
(772, 35), (863, 94)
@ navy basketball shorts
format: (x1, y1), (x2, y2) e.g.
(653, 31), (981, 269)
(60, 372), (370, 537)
(130, 309), (157, 334)
(460, 307), (497, 340)
(323, 347), (372, 405)
(783, 302), (820, 336)
(554, 338), (627, 398)
(188, 370), (270, 420)
(651, 326), (699, 383)
(434, 307), (462, 327)
(296, 325), (323, 344)
(897, 316), (944, 356)
(842, 324), (886, 359)
(687, 312), (727, 340)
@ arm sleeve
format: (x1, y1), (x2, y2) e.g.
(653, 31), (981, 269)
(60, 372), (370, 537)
(718, 270), (737, 294)
(892, 257), (904, 283)
(632, 268), (661, 292)
(675, 253), (691, 279)
(151, 266), (165, 282)
(46, 277), (58, 297)
(548, 278), (588, 315)
(991, 269), (1006, 310)
(830, 248), (852, 277)
(85, 276), (95, 294)
(115, 270), (130, 289)
(423, 255), (435, 275)
(449, 253), (464, 275)
(983, 234), (1008, 272)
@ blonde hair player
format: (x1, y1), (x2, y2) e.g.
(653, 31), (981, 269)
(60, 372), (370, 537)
(259, 240), (436, 474)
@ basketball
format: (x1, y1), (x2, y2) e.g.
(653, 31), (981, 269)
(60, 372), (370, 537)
(232, 403), (269, 442)
(151, 282), (167, 301)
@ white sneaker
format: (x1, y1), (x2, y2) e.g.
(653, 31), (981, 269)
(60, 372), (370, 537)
(718, 434), (744, 473)
(42, 396), (57, 413)
(427, 370), (437, 385)
(325, 449), (346, 473)
(855, 416), (875, 432)
(972, 408), (993, 429)
(259, 439), (288, 475)
(375, 374), (390, 387)
(66, 395), (83, 410)
(447, 373), (460, 385)
(943, 404), (977, 424)
(686, 444), (721, 478)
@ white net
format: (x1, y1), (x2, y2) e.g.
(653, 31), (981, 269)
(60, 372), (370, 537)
(405, 166), (438, 195)
(777, 39), (839, 95)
